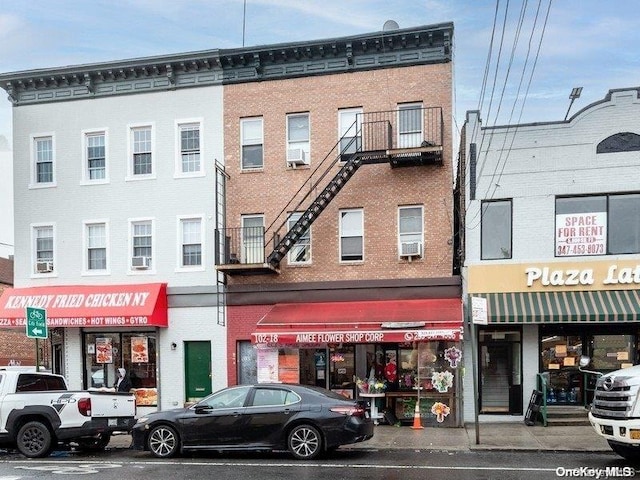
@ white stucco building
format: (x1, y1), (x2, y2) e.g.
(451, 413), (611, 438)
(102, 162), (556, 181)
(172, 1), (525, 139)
(460, 87), (640, 423)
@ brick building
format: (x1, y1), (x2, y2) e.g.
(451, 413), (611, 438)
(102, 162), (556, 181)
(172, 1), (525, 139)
(218, 23), (463, 426)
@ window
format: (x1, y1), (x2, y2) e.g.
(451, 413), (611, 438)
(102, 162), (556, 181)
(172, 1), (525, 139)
(398, 102), (423, 148)
(556, 194), (640, 256)
(130, 220), (153, 270)
(287, 212), (311, 264)
(32, 135), (54, 185)
(241, 215), (264, 264)
(129, 125), (153, 177)
(180, 217), (203, 267)
(241, 118), (263, 169)
(201, 386), (251, 409)
(339, 209), (363, 262)
(481, 200), (512, 260)
(85, 222), (107, 271)
(398, 206), (424, 257)
(33, 225), (54, 274)
(177, 122), (202, 175)
(338, 108), (362, 155)
(84, 131), (106, 181)
(286, 113), (310, 164)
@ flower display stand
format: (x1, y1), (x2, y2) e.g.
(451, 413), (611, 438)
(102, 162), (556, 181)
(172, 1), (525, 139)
(360, 393), (386, 425)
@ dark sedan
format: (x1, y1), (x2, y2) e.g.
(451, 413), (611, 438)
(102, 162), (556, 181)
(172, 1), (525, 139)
(131, 383), (374, 460)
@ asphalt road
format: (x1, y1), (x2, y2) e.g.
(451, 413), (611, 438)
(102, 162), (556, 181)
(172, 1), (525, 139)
(0, 448), (637, 480)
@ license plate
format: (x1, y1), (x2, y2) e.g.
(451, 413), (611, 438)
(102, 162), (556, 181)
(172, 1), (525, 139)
(108, 418), (117, 427)
(630, 430), (640, 440)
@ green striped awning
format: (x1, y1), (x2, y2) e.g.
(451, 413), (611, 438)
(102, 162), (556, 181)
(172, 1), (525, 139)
(475, 290), (640, 323)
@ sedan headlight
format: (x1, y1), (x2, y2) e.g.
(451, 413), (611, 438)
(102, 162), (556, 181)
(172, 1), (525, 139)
(135, 417), (149, 424)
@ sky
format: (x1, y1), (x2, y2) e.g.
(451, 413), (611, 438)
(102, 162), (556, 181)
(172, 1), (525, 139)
(0, 0), (639, 257)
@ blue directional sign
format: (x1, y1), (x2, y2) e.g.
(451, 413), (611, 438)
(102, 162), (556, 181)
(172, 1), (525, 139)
(26, 307), (48, 339)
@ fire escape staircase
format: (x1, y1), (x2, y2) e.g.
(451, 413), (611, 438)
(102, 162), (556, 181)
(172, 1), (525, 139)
(266, 152), (364, 267)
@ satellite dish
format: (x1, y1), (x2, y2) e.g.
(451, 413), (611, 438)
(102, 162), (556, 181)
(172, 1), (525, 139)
(383, 20), (399, 31)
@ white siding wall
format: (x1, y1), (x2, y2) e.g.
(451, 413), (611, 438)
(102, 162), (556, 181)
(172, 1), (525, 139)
(462, 88), (640, 423)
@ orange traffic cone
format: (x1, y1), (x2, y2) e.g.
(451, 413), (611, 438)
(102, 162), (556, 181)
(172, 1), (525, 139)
(411, 402), (424, 429)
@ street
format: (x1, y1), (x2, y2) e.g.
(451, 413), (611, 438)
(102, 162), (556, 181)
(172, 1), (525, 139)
(0, 448), (636, 480)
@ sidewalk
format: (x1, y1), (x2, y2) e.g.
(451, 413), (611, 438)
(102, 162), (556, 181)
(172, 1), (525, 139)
(107, 423), (612, 452)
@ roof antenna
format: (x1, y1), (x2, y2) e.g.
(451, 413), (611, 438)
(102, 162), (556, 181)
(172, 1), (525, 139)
(564, 87), (583, 121)
(242, 0), (247, 47)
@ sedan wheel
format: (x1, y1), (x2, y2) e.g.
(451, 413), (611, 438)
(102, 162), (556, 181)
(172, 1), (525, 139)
(287, 424), (322, 460)
(148, 425), (179, 458)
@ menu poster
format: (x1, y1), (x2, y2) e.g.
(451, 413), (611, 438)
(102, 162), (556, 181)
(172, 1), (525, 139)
(131, 337), (149, 363)
(278, 351), (300, 383)
(257, 348), (279, 383)
(96, 337), (113, 364)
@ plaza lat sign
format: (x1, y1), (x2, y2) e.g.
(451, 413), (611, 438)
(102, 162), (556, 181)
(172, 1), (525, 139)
(526, 264), (640, 288)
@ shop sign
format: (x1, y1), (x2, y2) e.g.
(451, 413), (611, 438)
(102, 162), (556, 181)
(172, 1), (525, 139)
(526, 264), (640, 288)
(252, 328), (462, 346)
(555, 212), (607, 257)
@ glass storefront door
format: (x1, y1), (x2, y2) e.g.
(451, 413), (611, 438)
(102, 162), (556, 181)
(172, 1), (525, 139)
(478, 329), (522, 414)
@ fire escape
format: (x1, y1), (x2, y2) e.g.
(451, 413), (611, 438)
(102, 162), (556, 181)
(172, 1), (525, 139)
(216, 106), (444, 275)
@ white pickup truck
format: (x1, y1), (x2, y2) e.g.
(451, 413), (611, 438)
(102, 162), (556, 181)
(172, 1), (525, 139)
(0, 368), (136, 457)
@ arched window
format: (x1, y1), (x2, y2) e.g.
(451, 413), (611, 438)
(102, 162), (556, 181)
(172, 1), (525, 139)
(596, 132), (640, 153)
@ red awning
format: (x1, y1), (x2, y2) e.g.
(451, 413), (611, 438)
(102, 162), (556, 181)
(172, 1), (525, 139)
(0, 283), (168, 328)
(251, 298), (462, 345)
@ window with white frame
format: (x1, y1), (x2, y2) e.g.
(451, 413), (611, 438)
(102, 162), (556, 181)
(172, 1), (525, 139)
(86, 222), (107, 271)
(398, 102), (423, 148)
(130, 126), (153, 176)
(180, 217), (202, 267)
(178, 123), (201, 174)
(398, 206), (424, 257)
(241, 215), (264, 264)
(131, 220), (153, 269)
(339, 209), (363, 262)
(85, 132), (106, 181)
(287, 212), (311, 264)
(338, 108), (362, 155)
(241, 118), (263, 169)
(34, 225), (54, 273)
(286, 113), (310, 164)
(33, 136), (54, 184)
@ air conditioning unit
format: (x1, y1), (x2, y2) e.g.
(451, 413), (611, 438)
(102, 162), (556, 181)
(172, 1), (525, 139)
(400, 241), (422, 258)
(36, 261), (53, 273)
(286, 148), (308, 166)
(131, 256), (151, 269)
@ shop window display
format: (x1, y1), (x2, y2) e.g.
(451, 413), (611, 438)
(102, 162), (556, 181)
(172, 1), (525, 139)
(84, 332), (157, 406)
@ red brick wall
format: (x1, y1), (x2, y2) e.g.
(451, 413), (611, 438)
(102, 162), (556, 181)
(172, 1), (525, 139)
(223, 63), (454, 285)
(0, 284), (37, 366)
(226, 304), (271, 385)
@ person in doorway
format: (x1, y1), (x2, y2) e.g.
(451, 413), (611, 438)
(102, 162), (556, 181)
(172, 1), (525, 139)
(114, 367), (132, 392)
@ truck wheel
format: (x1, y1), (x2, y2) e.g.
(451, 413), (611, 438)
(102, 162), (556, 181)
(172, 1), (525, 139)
(608, 441), (640, 462)
(287, 424), (322, 460)
(16, 421), (53, 458)
(148, 425), (179, 458)
(76, 434), (111, 452)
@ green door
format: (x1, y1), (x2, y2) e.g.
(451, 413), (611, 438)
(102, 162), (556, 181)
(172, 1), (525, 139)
(185, 341), (212, 402)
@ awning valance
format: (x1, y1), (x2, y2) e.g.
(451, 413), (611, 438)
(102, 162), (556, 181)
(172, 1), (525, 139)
(0, 283), (168, 328)
(474, 290), (640, 324)
(251, 298), (463, 345)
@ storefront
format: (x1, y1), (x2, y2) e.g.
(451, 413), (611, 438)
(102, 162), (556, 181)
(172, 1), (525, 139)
(466, 261), (640, 419)
(247, 298), (464, 426)
(0, 283), (168, 410)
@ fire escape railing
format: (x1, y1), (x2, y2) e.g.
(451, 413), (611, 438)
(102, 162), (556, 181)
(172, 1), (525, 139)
(216, 106), (443, 269)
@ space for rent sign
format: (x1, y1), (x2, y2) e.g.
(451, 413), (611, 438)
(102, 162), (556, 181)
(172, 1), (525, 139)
(555, 212), (607, 257)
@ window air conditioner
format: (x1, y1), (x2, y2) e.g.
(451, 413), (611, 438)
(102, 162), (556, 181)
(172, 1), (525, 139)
(36, 261), (53, 273)
(131, 256), (151, 269)
(400, 241), (422, 258)
(286, 148), (308, 166)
